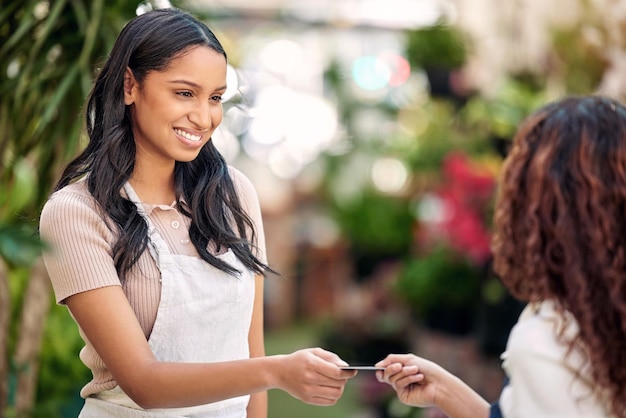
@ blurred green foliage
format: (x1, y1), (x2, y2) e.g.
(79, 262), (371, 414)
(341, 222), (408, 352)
(0, 0), (144, 228)
(405, 23), (468, 70)
(460, 78), (549, 141)
(551, 26), (607, 95)
(5, 268), (87, 417)
(396, 246), (482, 316)
(330, 190), (415, 260)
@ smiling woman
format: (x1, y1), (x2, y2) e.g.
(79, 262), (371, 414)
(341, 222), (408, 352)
(38, 7), (356, 418)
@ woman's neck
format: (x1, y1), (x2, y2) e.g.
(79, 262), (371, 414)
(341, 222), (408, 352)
(129, 169), (176, 205)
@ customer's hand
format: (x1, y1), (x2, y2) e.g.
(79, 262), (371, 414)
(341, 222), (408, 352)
(375, 353), (443, 407)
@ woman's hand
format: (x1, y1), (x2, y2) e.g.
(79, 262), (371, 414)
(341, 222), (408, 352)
(273, 347), (357, 406)
(375, 353), (442, 407)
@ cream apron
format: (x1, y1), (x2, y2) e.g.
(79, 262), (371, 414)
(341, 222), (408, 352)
(78, 184), (255, 417)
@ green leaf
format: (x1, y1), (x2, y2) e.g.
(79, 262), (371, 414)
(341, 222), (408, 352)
(4, 157), (37, 215)
(16, 0), (69, 100)
(0, 1), (37, 56)
(0, 223), (45, 267)
(36, 65), (80, 135)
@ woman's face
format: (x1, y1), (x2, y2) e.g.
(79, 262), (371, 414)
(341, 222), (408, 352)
(124, 45), (227, 169)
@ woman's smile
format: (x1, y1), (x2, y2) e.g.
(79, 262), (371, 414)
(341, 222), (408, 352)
(174, 128), (203, 143)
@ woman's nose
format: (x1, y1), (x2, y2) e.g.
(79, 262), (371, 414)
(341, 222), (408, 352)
(189, 101), (211, 129)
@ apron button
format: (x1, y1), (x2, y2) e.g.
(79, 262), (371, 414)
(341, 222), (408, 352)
(171, 220), (181, 229)
(180, 238), (190, 245)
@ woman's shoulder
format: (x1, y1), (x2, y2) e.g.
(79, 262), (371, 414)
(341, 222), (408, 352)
(44, 179), (95, 206)
(500, 304), (607, 416)
(40, 179), (102, 227)
(227, 165), (259, 202)
(503, 300), (580, 362)
(514, 300), (578, 336)
(228, 166), (254, 189)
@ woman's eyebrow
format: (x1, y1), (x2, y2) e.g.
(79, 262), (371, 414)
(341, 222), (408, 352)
(168, 80), (227, 92)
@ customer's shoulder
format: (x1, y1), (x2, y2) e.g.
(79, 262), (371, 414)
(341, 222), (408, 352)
(507, 300), (577, 355)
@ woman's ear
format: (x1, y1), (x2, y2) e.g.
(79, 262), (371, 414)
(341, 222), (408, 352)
(123, 67), (137, 105)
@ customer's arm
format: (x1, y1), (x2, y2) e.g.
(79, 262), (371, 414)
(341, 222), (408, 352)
(376, 354), (489, 418)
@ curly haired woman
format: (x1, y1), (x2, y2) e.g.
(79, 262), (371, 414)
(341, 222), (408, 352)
(376, 95), (626, 418)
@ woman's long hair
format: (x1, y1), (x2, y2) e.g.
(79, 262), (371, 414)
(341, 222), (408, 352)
(492, 95), (626, 417)
(54, 8), (271, 280)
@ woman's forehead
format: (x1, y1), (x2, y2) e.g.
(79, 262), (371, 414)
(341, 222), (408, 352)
(148, 46), (227, 87)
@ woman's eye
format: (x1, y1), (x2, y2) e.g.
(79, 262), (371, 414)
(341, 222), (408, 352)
(177, 91), (193, 98)
(211, 95), (223, 102)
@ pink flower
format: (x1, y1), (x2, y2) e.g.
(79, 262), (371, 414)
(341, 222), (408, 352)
(417, 151), (496, 265)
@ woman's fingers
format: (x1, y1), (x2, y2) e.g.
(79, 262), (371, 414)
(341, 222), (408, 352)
(279, 348), (357, 405)
(375, 361), (418, 384)
(310, 347), (348, 366)
(392, 372), (425, 390)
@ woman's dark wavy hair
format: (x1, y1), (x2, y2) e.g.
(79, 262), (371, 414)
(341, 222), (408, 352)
(492, 95), (626, 417)
(54, 8), (272, 280)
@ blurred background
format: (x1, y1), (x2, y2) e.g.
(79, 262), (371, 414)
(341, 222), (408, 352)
(2, 0), (625, 416)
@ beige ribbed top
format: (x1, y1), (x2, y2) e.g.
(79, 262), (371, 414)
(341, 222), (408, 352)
(39, 167), (266, 398)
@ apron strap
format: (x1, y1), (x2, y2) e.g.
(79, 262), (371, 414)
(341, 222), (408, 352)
(122, 182), (171, 263)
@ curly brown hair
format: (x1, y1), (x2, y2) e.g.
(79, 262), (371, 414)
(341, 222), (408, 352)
(492, 95), (626, 418)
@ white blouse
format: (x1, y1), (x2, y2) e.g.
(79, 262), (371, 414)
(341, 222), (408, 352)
(498, 300), (611, 417)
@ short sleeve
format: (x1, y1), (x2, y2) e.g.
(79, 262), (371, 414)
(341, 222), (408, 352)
(228, 166), (267, 265)
(40, 183), (121, 304)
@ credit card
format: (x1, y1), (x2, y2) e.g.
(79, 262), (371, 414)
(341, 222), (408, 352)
(340, 366), (385, 371)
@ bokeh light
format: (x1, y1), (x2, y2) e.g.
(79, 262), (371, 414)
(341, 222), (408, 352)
(352, 55), (392, 91)
(371, 157), (409, 193)
(259, 39), (305, 76)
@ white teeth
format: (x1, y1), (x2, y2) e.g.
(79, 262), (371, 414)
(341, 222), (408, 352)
(174, 128), (202, 142)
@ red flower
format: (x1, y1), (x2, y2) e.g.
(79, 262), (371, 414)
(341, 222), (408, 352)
(417, 152), (496, 265)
